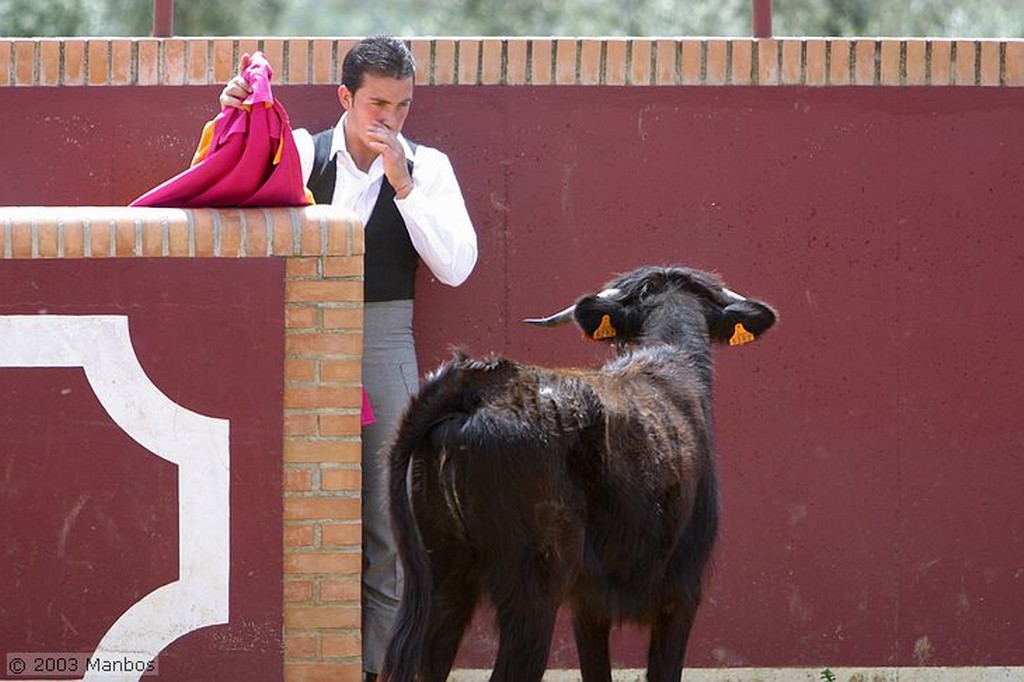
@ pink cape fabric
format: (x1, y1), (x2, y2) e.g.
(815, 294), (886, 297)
(129, 51), (310, 208)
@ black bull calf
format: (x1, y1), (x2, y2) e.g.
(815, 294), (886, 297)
(381, 265), (777, 682)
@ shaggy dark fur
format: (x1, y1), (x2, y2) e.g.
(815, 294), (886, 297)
(381, 265), (777, 682)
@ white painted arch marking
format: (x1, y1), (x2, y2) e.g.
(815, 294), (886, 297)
(0, 315), (229, 682)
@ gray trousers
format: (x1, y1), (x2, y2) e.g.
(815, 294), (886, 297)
(361, 300), (418, 674)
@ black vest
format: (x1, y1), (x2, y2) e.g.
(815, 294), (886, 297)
(308, 129), (419, 302)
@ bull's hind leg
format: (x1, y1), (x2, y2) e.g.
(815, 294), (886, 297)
(645, 602), (698, 682)
(419, 573), (479, 682)
(570, 607), (612, 682)
(417, 543), (480, 682)
(488, 551), (577, 682)
(490, 593), (561, 682)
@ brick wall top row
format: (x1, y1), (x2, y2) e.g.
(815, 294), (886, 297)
(1, 37), (1022, 88)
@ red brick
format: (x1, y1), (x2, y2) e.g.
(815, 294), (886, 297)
(115, 218), (136, 257)
(187, 38), (209, 84)
(530, 39), (552, 85)
(555, 38), (576, 85)
(905, 40), (927, 85)
(64, 39), (85, 85)
(270, 209), (297, 254)
(319, 414), (361, 437)
(829, 39), (851, 85)
(111, 39), (131, 85)
(298, 222), (321, 256)
(283, 662), (362, 682)
(955, 39), (976, 85)
(137, 39), (158, 85)
(284, 467), (314, 491)
(286, 332), (362, 358)
(247, 218), (270, 256)
(412, 39), (432, 84)
(284, 413), (318, 437)
(757, 39), (778, 85)
(283, 385), (362, 410)
(38, 220), (58, 257)
(604, 39), (626, 85)
(321, 467), (360, 492)
(285, 358), (316, 381)
(321, 360), (361, 383)
(40, 39), (60, 85)
(705, 39), (727, 85)
(284, 438), (360, 464)
(880, 40), (900, 85)
(434, 38), (454, 84)
(213, 39), (235, 82)
(284, 579), (315, 603)
(322, 307), (362, 331)
(288, 38), (310, 84)
(579, 39), (600, 85)
(88, 39), (108, 85)
(326, 219), (353, 255)
(286, 280), (363, 303)
(854, 39), (876, 85)
(284, 633), (319, 658)
(193, 211), (215, 256)
(805, 39), (826, 85)
(321, 522), (362, 547)
(283, 552), (362, 576)
(0, 41), (11, 87)
(931, 40), (952, 85)
(284, 438), (360, 463)
(322, 632), (360, 658)
(322, 256), (362, 278)
(13, 40), (34, 85)
(320, 578), (361, 603)
(218, 210), (244, 256)
(141, 221), (162, 256)
(284, 496), (361, 522)
(63, 222), (85, 257)
(312, 39), (333, 84)
(164, 39), (186, 85)
(286, 306), (318, 331)
(287, 256), (320, 279)
(168, 220), (189, 256)
(285, 523), (316, 547)
(506, 39), (527, 85)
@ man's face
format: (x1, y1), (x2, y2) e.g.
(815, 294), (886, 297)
(338, 72), (414, 152)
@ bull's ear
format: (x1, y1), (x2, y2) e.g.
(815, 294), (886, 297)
(714, 299), (777, 346)
(573, 296), (633, 343)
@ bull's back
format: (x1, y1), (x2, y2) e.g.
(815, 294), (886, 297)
(407, 357), (600, 557)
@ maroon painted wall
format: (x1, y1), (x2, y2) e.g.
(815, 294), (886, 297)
(2, 84), (1023, 669)
(0, 259), (285, 679)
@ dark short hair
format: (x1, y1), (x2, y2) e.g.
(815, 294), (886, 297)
(341, 36), (416, 93)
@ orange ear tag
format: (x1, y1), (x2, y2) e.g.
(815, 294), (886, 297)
(729, 322), (756, 346)
(592, 314), (617, 341)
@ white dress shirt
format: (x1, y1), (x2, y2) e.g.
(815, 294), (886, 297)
(294, 114), (478, 287)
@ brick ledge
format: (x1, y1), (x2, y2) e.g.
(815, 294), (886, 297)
(1, 37), (1022, 87)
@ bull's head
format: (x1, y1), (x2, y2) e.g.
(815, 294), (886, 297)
(523, 265), (776, 348)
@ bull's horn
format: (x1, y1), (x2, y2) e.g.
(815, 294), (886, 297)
(522, 287), (622, 327)
(522, 304), (576, 327)
(722, 287), (747, 303)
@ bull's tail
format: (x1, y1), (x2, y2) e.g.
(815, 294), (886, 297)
(381, 353), (503, 682)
